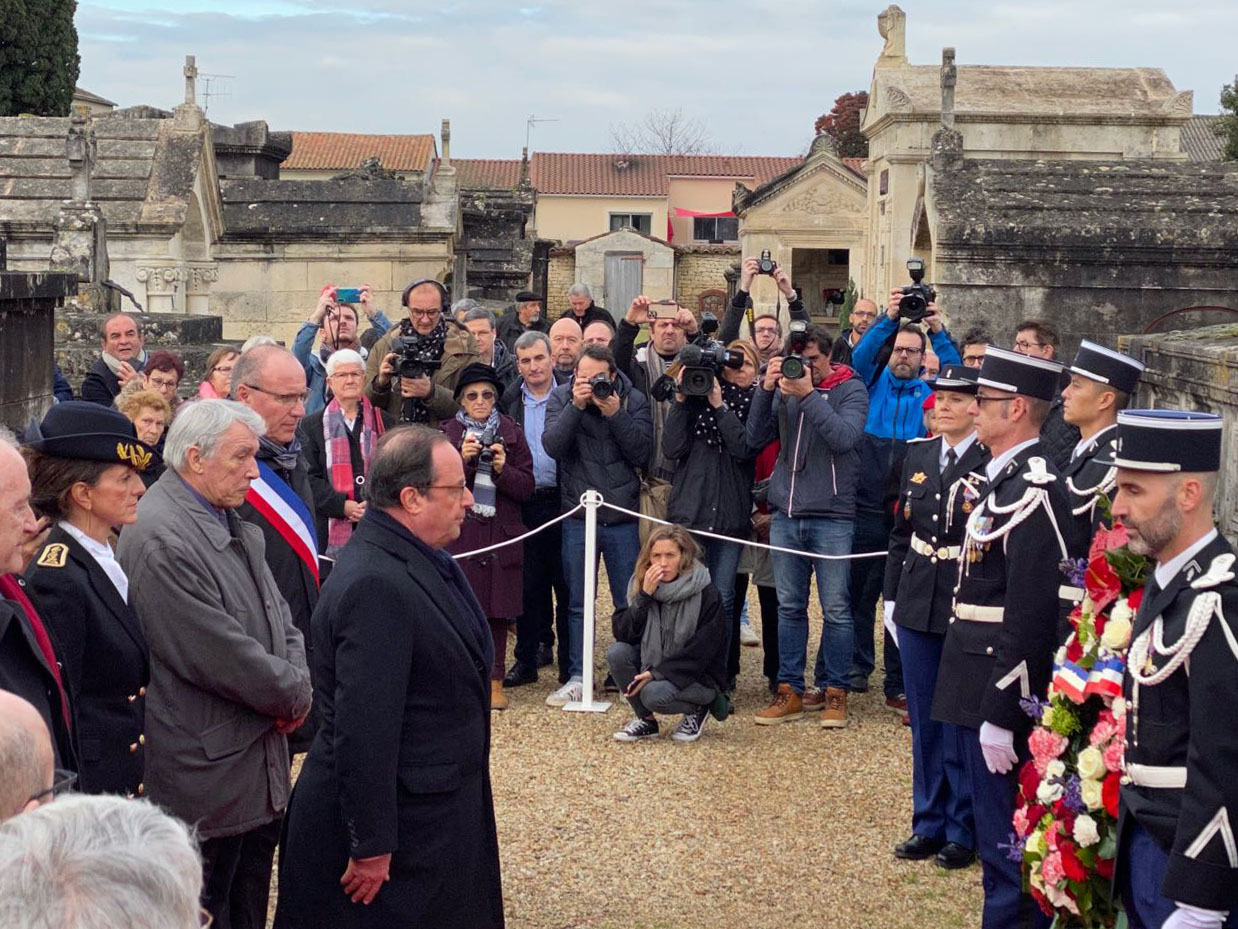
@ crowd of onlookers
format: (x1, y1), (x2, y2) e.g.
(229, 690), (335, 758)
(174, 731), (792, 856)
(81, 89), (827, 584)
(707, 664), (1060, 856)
(0, 269), (1088, 926)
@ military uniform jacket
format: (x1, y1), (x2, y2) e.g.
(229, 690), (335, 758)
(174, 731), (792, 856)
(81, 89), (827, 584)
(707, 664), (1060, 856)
(1062, 424), (1118, 542)
(883, 435), (989, 635)
(1119, 533), (1238, 911)
(932, 443), (1080, 733)
(26, 526), (148, 796)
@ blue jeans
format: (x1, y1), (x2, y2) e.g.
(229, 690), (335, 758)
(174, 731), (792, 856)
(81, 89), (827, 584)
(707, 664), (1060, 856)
(770, 513), (854, 692)
(562, 518), (640, 680)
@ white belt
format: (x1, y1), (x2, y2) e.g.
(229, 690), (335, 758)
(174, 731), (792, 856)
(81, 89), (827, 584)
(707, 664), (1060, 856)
(955, 603), (1005, 623)
(1125, 763), (1187, 789)
(911, 535), (961, 561)
(1059, 585), (1085, 603)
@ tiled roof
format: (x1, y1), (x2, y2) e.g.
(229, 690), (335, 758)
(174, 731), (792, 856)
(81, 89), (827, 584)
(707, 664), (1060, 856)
(284, 132), (437, 172)
(842, 157), (866, 177)
(1181, 115), (1227, 162)
(453, 158), (525, 188)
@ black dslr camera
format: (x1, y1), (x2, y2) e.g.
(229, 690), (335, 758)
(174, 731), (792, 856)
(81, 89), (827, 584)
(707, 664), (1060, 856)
(756, 250), (777, 275)
(472, 425), (503, 466)
(394, 332), (444, 379)
(780, 320), (810, 379)
(898, 258), (936, 324)
(588, 373), (616, 400)
(678, 341), (745, 397)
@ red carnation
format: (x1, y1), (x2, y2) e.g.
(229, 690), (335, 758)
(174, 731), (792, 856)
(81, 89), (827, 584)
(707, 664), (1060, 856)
(1059, 840), (1088, 882)
(1096, 854), (1116, 879)
(1019, 762), (1041, 802)
(1066, 635), (1084, 662)
(1030, 885), (1053, 917)
(1052, 801), (1077, 834)
(1027, 804), (1048, 829)
(1086, 554), (1121, 613)
(1103, 772), (1121, 818)
(1128, 586), (1145, 612)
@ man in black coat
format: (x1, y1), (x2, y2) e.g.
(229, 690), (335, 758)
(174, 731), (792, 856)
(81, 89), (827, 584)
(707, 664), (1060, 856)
(561, 283), (612, 331)
(496, 291), (548, 353)
(275, 426), (503, 929)
(80, 313), (149, 406)
(884, 364), (988, 870)
(933, 348), (1082, 929)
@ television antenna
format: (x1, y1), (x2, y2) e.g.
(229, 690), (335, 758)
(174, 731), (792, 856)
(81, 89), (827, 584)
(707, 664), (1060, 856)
(526, 114), (559, 152)
(199, 73), (235, 116)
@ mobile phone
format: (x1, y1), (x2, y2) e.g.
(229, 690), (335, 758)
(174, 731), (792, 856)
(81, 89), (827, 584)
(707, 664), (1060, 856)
(334, 287), (362, 304)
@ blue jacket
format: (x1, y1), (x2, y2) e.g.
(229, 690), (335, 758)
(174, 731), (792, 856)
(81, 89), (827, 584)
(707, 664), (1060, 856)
(850, 315), (960, 441)
(292, 312), (393, 416)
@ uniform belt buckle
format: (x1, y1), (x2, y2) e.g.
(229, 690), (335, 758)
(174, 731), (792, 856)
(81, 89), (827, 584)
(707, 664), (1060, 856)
(936, 546), (950, 559)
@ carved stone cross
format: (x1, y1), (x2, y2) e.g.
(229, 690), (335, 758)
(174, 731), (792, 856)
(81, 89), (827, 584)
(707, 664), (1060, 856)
(66, 111), (96, 202)
(941, 47), (957, 129)
(184, 55), (198, 105)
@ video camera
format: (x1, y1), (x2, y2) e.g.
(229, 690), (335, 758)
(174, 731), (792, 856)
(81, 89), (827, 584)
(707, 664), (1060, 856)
(394, 332), (444, 380)
(898, 258), (936, 324)
(780, 320), (810, 379)
(650, 314), (744, 400)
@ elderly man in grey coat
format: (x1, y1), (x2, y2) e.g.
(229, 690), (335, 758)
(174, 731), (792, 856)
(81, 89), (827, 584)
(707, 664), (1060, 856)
(117, 399), (313, 929)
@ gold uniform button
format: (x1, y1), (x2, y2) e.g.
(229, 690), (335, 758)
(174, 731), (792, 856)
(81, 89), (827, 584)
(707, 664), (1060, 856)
(985, 646), (994, 655)
(138, 687), (147, 697)
(138, 734), (145, 746)
(930, 556), (938, 564)
(935, 493), (941, 501)
(137, 783), (145, 796)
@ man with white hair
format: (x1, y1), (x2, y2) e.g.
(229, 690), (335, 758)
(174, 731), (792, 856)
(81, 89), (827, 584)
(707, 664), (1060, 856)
(562, 282), (612, 330)
(0, 794), (204, 929)
(0, 689), (57, 821)
(117, 399), (313, 929)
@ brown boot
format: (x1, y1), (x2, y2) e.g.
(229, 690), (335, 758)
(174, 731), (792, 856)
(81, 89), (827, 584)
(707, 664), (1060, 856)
(820, 687), (848, 728)
(490, 679), (508, 712)
(754, 684), (804, 725)
(802, 688), (827, 711)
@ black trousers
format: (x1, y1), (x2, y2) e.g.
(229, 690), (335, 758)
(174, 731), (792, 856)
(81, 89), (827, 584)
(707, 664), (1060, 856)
(515, 491), (569, 679)
(849, 508), (904, 697)
(200, 816), (282, 929)
(734, 572), (781, 690)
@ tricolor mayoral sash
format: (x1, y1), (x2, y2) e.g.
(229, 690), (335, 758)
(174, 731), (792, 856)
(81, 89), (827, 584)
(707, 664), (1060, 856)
(245, 460), (320, 586)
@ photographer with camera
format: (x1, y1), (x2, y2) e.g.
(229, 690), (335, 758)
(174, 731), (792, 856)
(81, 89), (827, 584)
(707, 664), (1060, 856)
(440, 363), (535, 712)
(719, 255), (808, 352)
(541, 344), (653, 707)
(365, 279), (480, 425)
(295, 284), (394, 416)
(746, 322), (869, 729)
(661, 338), (760, 693)
(840, 269), (960, 709)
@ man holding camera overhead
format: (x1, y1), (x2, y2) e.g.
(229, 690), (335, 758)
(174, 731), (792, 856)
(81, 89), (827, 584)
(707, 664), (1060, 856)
(746, 320), (869, 729)
(365, 279), (480, 424)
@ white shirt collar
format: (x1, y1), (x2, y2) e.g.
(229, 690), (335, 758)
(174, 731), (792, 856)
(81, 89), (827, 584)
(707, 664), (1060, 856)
(1072, 423), (1117, 461)
(940, 431), (978, 470)
(58, 521), (129, 604)
(1153, 528), (1219, 590)
(985, 437), (1040, 482)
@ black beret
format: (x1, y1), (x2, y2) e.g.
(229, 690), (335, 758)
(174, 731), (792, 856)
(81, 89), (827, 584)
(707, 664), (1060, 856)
(515, 291), (543, 304)
(23, 401), (159, 472)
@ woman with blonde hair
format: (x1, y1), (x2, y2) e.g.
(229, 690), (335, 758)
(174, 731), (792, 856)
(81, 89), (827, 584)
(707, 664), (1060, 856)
(116, 388), (171, 486)
(607, 524), (727, 743)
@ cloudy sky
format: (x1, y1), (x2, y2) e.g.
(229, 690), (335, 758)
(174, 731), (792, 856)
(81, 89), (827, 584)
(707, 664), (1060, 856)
(77, 0), (1236, 159)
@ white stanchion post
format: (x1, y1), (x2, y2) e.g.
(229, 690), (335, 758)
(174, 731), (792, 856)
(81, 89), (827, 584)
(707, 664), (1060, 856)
(565, 489), (612, 713)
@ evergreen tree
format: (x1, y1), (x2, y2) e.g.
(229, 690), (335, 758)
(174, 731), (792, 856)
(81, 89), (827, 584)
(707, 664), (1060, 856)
(0, 0), (80, 117)
(1220, 74), (1238, 161)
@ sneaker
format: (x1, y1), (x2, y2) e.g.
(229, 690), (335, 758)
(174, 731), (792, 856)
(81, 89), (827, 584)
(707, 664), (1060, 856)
(739, 624), (760, 647)
(614, 717), (659, 742)
(884, 694), (908, 714)
(546, 679), (583, 707)
(802, 688), (827, 711)
(821, 687), (849, 728)
(671, 706), (710, 742)
(754, 684), (804, 725)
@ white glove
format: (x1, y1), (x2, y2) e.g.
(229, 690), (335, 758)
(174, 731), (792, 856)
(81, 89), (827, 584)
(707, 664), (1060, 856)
(883, 601), (898, 648)
(978, 721), (1018, 774)
(1162, 904), (1228, 929)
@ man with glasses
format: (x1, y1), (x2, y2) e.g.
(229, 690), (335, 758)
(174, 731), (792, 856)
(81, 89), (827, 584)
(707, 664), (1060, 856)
(960, 326), (992, 370)
(233, 346), (322, 757)
(0, 689), (60, 821)
(831, 298), (880, 368)
(841, 294), (961, 710)
(366, 279), (480, 424)
(933, 346), (1081, 929)
(295, 284), (393, 416)
(720, 256), (807, 361)
(1013, 318), (1079, 470)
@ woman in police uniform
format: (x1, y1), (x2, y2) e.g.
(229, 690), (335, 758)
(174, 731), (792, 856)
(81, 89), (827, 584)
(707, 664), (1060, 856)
(23, 401), (156, 797)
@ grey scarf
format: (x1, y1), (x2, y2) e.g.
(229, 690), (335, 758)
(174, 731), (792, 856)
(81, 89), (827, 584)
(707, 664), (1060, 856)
(102, 348), (148, 377)
(628, 561), (711, 672)
(642, 346), (676, 479)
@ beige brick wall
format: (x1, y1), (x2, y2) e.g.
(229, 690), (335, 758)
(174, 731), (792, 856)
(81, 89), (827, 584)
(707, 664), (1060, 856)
(676, 251), (738, 316)
(547, 253), (576, 316)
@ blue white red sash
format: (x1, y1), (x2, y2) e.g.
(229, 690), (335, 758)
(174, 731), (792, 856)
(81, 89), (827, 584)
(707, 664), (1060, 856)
(245, 460), (320, 586)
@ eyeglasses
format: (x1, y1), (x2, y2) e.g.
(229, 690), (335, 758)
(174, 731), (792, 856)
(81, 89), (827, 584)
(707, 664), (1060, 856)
(975, 393), (1014, 405)
(329, 371), (365, 381)
(148, 376), (179, 390)
(212, 365), (234, 374)
(244, 384), (309, 406)
(26, 769), (77, 805)
(421, 482), (468, 497)
(891, 346), (924, 356)
(409, 308), (441, 319)
(462, 390), (496, 402)
(1013, 339), (1044, 351)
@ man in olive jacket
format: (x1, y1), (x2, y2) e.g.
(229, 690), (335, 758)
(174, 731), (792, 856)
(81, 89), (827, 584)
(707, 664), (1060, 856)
(117, 399), (313, 929)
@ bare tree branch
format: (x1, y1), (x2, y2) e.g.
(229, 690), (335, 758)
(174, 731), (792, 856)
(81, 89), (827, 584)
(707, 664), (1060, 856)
(609, 108), (715, 155)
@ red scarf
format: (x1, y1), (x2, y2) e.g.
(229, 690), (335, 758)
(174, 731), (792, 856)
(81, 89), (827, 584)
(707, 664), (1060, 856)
(0, 574), (71, 729)
(323, 396), (385, 556)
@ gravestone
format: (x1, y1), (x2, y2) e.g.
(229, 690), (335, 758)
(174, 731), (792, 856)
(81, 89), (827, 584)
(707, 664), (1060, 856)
(0, 265), (79, 430)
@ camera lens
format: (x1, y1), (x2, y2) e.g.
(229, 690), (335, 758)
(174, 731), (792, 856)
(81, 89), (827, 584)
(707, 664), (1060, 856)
(681, 367), (714, 397)
(781, 356), (805, 379)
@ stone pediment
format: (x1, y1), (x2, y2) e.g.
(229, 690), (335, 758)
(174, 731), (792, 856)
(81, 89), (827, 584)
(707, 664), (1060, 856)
(735, 150), (866, 221)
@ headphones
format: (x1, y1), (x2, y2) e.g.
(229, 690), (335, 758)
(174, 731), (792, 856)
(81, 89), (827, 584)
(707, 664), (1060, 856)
(401, 278), (449, 312)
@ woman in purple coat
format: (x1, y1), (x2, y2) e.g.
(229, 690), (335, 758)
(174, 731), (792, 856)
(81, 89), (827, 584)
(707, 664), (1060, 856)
(441, 364), (534, 710)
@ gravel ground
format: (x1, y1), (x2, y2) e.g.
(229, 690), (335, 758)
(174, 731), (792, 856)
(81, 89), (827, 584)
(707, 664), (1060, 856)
(275, 574), (983, 929)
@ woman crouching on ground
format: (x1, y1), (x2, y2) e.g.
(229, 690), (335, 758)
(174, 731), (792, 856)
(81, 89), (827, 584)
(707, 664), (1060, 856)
(606, 525), (728, 743)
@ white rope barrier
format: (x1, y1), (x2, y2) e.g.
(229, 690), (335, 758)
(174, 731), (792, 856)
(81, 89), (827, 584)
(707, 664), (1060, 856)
(450, 502), (584, 561)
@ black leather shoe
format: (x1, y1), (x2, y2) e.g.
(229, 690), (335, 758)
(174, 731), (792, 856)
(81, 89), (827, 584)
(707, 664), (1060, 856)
(536, 643), (554, 668)
(934, 843), (976, 870)
(502, 662), (538, 688)
(894, 834), (945, 860)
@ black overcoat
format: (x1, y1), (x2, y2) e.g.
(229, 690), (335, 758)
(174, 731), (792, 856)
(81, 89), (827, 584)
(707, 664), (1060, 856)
(26, 526), (148, 796)
(274, 509), (503, 929)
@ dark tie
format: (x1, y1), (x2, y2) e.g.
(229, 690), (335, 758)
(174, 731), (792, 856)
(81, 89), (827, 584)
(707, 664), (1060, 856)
(944, 447), (957, 475)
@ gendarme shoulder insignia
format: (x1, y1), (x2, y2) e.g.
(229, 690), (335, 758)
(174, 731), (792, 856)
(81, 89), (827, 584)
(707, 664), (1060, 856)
(36, 544), (68, 569)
